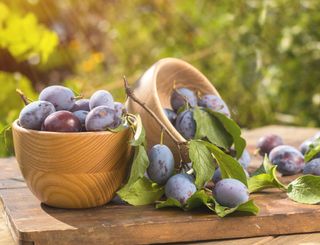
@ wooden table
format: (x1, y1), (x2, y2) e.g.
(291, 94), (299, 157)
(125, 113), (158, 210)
(1, 125), (320, 245)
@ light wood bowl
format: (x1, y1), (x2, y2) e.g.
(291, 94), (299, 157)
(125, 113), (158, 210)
(12, 120), (133, 209)
(126, 58), (220, 162)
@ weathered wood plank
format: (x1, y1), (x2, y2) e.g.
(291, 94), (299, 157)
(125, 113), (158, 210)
(0, 125), (319, 244)
(270, 233), (320, 244)
(0, 204), (15, 245)
(191, 235), (274, 244)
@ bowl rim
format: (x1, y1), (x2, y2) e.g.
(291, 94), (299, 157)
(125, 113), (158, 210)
(148, 57), (221, 142)
(12, 119), (130, 136)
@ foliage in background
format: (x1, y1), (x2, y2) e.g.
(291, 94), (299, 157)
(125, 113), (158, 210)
(0, 2), (57, 156)
(1, 0), (320, 156)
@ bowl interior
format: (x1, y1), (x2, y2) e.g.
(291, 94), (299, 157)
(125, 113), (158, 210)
(155, 59), (220, 110)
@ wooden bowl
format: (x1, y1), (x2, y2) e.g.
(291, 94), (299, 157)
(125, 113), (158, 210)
(12, 120), (133, 209)
(126, 57), (220, 162)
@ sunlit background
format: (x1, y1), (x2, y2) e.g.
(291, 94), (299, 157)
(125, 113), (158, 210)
(1, 0), (320, 156)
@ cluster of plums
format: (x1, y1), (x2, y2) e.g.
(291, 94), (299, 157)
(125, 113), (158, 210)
(256, 132), (320, 176)
(146, 143), (250, 208)
(145, 87), (251, 208)
(18, 85), (124, 132)
(163, 87), (230, 140)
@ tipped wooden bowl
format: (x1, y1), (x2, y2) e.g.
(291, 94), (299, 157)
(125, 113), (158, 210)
(12, 120), (133, 209)
(126, 58), (220, 161)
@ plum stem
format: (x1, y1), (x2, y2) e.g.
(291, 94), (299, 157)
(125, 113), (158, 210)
(123, 76), (187, 149)
(16, 89), (31, 105)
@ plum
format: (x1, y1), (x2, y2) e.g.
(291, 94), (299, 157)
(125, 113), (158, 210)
(198, 94), (231, 117)
(256, 134), (284, 156)
(213, 178), (249, 208)
(165, 173), (196, 205)
(175, 109), (196, 140)
(237, 149), (251, 169)
(71, 99), (90, 112)
(19, 101), (55, 130)
(147, 144), (175, 185)
(163, 108), (177, 124)
(170, 87), (197, 111)
(85, 106), (116, 131)
(89, 90), (114, 110)
(303, 158), (320, 176)
(43, 111), (81, 132)
(269, 145), (304, 175)
(39, 85), (75, 111)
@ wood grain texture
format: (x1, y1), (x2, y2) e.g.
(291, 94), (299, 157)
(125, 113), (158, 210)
(271, 233), (320, 245)
(190, 236), (274, 245)
(12, 121), (133, 209)
(126, 58), (220, 161)
(0, 213), (15, 245)
(1, 125), (319, 244)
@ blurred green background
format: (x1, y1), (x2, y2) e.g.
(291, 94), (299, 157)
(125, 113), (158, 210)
(1, 0), (320, 156)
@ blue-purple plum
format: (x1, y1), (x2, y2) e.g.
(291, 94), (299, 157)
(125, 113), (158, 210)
(299, 137), (320, 159)
(198, 94), (231, 117)
(213, 178), (249, 208)
(165, 173), (196, 205)
(109, 116), (122, 129)
(71, 99), (90, 112)
(85, 106), (116, 131)
(43, 111), (81, 132)
(170, 87), (197, 111)
(39, 85), (75, 111)
(269, 145), (304, 176)
(19, 101), (55, 130)
(175, 109), (196, 140)
(299, 138), (314, 155)
(73, 110), (88, 130)
(238, 149), (251, 169)
(89, 90), (114, 110)
(212, 167), (222, 183)
(256, 134), (284, 156)
(163, 108), (177, 124)
(303, 158), (320, 176)
(114, 102), (124, 118)
(147, 144), (175, 185)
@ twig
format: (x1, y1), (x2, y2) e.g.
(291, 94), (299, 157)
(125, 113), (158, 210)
(16, 89), (30, 105)
(123, 76), (187, 148)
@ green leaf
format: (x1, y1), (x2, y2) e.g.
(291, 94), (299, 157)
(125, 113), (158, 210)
(156, 190), (259, 217)
(287, 175), (320, 205)
(200, 140), (248, 186)
(305, 138), (320, 162)
(130, 115), (146, 147)
(125, 144), (149, 187)
(193, 107), (232, 149)
(214, 199), (259, 217)
(205, 108), (246, 158)
(189, 140), (215, 188)
(156, 198), (183, 209)
(117, 177), (164, 206)
(248, 156), (286, 193)
(186, 190), (215, 211)
(156, 190), (215, 211)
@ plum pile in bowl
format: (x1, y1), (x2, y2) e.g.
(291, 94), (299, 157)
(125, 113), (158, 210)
(18, 85), (125, 132)
(163, 87), (230, 140)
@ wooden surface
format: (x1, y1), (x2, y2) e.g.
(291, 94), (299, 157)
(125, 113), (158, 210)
(1, 125), (320, 245)
(11, 120), (133, 209)
(126, 57), (220, 162)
